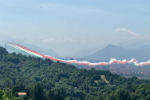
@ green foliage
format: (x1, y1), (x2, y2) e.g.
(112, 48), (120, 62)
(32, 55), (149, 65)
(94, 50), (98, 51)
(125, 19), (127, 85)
(0, 88), (21, 100)
(115, 88), (130, 100)
(0, 47), (150, 100)
(0, 47), (8, 55)
(33, 84), (45, 100)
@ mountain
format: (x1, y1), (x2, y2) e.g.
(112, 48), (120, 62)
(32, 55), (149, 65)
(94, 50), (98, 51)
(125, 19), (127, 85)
(84, 44), (150, 62)
(0, 46), (150, 100)
(73, 45), (150, 80)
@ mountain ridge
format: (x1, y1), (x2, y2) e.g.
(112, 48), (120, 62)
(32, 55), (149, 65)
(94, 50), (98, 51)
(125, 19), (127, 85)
(81, 44), (150, 62)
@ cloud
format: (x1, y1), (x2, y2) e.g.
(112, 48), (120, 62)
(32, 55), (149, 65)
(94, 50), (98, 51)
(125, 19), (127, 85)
(115, 28), (140, 37)
(114, 28), (150, 46)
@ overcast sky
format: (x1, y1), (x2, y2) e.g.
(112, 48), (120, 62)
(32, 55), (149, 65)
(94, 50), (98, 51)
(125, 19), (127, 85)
(0, 0), (149, 57)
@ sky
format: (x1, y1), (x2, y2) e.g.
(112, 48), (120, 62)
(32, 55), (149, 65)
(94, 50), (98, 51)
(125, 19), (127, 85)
(0, 0), (149, 57)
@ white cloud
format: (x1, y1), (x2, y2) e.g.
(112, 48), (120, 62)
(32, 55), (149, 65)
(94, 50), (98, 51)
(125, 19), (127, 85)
(115, 28), (140, 37)
(114, 28), (150, 47)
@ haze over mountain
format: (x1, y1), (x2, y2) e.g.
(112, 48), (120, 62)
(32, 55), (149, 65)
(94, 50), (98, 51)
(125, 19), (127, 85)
(79, 44), (150, 62)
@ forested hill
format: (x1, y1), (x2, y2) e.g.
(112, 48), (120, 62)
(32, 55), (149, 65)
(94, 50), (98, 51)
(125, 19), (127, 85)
(0, 47), (150, 100)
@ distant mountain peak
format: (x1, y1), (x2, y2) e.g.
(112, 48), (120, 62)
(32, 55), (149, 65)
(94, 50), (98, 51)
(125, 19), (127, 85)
(85, 44), (150, 62)
(106, 44), (116, 47)
(105, 44), (124, 49)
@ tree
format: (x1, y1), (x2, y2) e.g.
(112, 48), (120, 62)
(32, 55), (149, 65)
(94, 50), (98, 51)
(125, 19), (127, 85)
(0, 89), (4, 99)
(0, 47), (8, 59)
(48, 90), (55, 100)
(115, 88), (130, 100)
(33, 84), (45, 100)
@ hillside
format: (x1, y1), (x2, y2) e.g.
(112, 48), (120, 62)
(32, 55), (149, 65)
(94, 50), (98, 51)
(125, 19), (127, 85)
(0, 47), (150, 100)
(77, 64), (150, 80)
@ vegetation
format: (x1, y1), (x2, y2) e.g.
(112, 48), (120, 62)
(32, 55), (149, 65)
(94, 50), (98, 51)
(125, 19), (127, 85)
(0, 47), (150, 100)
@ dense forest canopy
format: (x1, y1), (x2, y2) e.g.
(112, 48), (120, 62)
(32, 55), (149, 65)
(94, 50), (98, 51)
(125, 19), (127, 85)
(0, 47), (150, 100)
